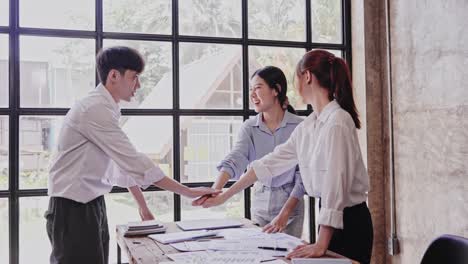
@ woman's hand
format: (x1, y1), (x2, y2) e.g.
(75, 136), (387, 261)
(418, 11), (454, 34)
(262, 211), (289, 233)
(286, 243), (327, 259)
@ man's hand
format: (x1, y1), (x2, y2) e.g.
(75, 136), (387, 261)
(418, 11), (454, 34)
(138, 207), (155, 221)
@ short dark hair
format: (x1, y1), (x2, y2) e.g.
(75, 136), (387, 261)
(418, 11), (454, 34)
(96, 46), (145, 85)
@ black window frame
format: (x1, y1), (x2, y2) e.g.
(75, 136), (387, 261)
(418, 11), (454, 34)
(0, 0), (352, 263)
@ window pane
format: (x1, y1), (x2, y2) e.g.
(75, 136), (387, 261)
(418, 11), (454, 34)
(180, 116), (243, 183)
(249, 46), (306, 110)
(179, 0), (241, 38)
(20, 36), (95, 108)
(0, 34), (7, 107)
(104, 0), (171, 34)
(0, 199), (7, 264)
(0, 0), (7, 26)
(181, 188), (244, 220)
(0, 116), (8, 190)
(107, 191), (173, 264)
(179, 43), (242, 109)
(19, 196), (50, 264)
(122, 116), (173, 178)
(19, 0), (94, 30)
(249, 0), (305, 41)
(103, 40), (173, 109)
(19, 116), (63, 189)
(326, 49), (342, 58)
(312, 0), (342, 44)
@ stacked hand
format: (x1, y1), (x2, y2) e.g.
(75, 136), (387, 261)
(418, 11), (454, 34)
(187, 187), (222, 198)
(192, 191), (227, 208)
(286, 243), (327, 259)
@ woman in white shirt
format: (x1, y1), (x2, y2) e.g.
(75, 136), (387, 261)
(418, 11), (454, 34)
(197, 50), (373, 264)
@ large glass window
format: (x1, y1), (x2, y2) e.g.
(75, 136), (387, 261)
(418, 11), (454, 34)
(19, 116), (63, 189)
(5, 1), (351, 263)
(19, 197), (50, 264)
(312, 0), (343, 44)
(248, 0), (306, 41)
(0, 35), (7, 107)
(179, 43), (243, 109)
(103, 0), (171, 34)
(180, 116), (243, 183)
(179, 0), (241, 38)
(19, 0), (94, 30)
(0, 0), (9, 26)
(0, 199), (7, 264)
(0, 116), (7, 190)
(19, 36), (95, 108)
(121, 116), (173, 177)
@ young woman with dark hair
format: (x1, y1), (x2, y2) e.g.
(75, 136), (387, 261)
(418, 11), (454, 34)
(193, 66), (306, 238)
(196, 50), (373, 264)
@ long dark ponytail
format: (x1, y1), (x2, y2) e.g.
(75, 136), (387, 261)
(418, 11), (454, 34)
(251, 66), (296, 114)
(296, 50), (360, 128)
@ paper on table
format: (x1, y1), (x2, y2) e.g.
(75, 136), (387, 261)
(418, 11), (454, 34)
(170, 241), (212, 251)
(262, 260), (287, 264)
(170, 239), (286, 260)
(205, 239), (288, 258)
(167, 251), (263, 264)
(209, 251), (263, 264)
(167, 251), (211, 263)
(218, 228), (303, 249)
(291, 259), (352, 264)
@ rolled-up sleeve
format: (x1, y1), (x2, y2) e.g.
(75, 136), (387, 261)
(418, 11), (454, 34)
(318, 124), (355, 229)
(82, 105), (166, 187)
(290, 167), (305, 199)
(251, 126), (300, 185)
(216, 124), (252, 180)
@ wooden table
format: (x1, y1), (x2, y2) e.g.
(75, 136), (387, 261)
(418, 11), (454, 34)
(116, 218), (359, 264)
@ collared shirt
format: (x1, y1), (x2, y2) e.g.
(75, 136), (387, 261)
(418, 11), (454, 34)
(48, 84), (166, 203)
(252, 100), (369, 229)
(217, 111), (306, 199)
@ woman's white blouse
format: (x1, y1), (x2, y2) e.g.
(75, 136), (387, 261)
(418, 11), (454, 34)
(251, 100), (369, 229)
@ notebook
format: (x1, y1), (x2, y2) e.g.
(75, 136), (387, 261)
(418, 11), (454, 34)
(176, 219), (243, 231)
(123, 220), (167, 237)
(124, 226), (167, 236)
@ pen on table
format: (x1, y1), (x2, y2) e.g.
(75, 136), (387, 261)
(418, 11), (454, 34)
(258, 246), (288, 251)
(260, 258), (277, 263)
